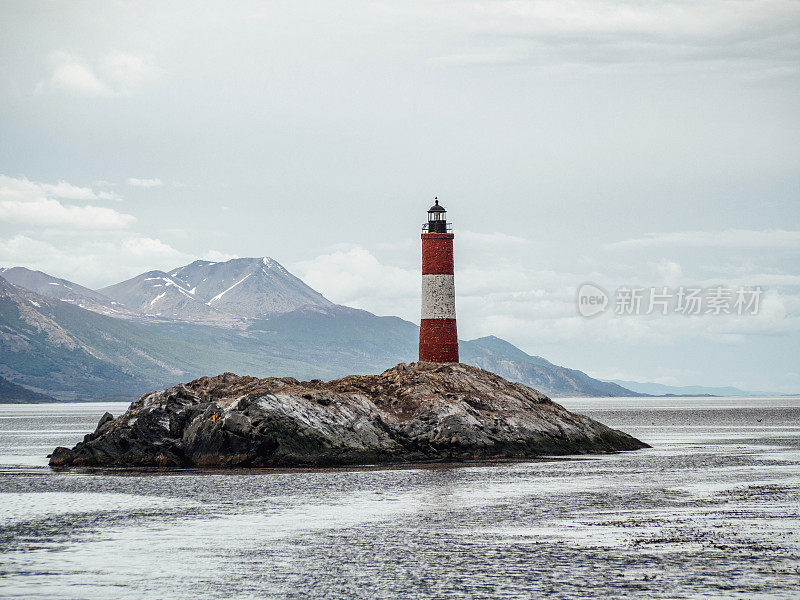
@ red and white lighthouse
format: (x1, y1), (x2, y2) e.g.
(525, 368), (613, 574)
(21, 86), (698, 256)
(419, 198), (459, 363)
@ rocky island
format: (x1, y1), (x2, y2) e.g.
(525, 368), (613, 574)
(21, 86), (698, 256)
(49, 362), (648, 468)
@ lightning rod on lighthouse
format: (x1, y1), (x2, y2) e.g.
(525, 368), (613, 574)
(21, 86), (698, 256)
(419, 198), (459, 363)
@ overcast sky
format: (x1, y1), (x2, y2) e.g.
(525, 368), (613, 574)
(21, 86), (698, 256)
(1, 1), (798, 391)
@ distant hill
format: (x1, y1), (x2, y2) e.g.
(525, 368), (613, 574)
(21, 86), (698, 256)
(0, 266), (137, 320)
(0, 375), (58, 403)
(99, 257), (331, 324)
(608, 379), (776, 397)
(0, 260), (643, 401)
(464, 336), (639, 397)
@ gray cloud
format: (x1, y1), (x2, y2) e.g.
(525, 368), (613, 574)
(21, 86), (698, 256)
(431, 0), (800, 72)
(40, 50), (161, 97)
(127, 178), (164, 188)
(606, 229), (800, 250)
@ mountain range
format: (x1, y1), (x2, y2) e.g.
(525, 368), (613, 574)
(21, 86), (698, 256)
(0, 258), (638, 402)
(608, 379), (778, 397)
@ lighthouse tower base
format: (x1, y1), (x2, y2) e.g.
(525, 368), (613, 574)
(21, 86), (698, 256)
(419, 318), (459, 362)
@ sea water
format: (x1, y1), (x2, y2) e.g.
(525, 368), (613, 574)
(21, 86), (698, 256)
(0, 397), (798, 599)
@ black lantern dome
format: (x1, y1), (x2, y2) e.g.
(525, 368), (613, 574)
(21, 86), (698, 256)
(426, 198), (448, 233)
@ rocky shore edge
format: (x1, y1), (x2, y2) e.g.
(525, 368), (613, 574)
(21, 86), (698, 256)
(50, 362), (648, 468)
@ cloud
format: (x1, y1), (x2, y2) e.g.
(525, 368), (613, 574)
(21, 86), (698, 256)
(0, 234), (191, 288)
(42, 50), (161, 97)
(0, 175), (134, 230)
(48, 52), (112, 96)
(0, 175), (119, 202)
(122, 237), (180, 257)
(47, 182), (119, 201)
(606, 229), (800, 251)
(203, 250), (240, 262)
(428, 0), (800, 73)
(293, 246), (418, 317)
(459, 230), (529, 246)
(127, 178), (163, 188)
(650, 259), (683, 284)
(0, 174), (236, 287)
(0, 233), (240, 289)
(0, 198), (135, 230)
(102, 52), (160, 91)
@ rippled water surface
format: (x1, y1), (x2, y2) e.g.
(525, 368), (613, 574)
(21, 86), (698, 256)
(1, 397), (799, 599)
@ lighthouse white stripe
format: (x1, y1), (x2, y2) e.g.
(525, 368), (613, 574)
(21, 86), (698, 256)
(421, 274), (456, 319)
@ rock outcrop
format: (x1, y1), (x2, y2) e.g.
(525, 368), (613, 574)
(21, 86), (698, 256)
(49, 362), (648, 468)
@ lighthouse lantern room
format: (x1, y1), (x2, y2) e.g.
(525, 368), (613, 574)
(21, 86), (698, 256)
(425, 198), (448, 233)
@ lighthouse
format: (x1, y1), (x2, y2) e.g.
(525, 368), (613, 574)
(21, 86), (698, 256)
(419, 198), (459, 363)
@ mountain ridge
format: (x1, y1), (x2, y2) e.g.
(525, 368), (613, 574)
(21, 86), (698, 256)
(0, 266), (138, 320)
(608, 379), (777, 397)
(463, 336), (638, 397)
(99, 257), (332, 324)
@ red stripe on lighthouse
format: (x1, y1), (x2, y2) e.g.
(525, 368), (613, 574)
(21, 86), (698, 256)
(419, 318), (459, 362)
(421, 233), (454, 275)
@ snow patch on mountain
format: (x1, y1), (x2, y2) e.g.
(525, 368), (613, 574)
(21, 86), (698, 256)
(208, 273), (251, 305)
